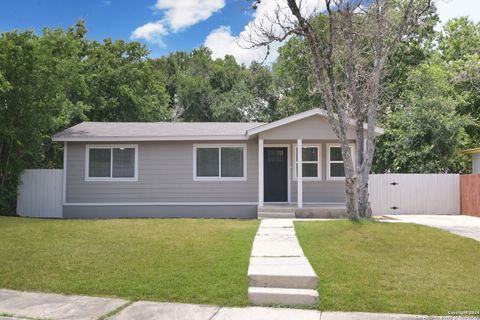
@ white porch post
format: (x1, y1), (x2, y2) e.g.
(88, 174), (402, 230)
(258, 138), (264, 207)
(297, 138), (303, 208)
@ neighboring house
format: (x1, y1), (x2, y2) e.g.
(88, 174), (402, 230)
(52, 108), (384, 218)
(463, 147), (480, 174)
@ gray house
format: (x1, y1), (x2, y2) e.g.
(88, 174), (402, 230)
(53, 108), (383, 219)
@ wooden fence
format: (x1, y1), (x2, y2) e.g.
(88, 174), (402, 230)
(369, 174), (460, 215)
(16, 169), (63, 218)
(460, 174), (480, 217)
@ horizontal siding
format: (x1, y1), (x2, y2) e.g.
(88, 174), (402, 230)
(66, 141), (258, 203)
(291, 181), (346, 203)
(66, 139), (348, 205)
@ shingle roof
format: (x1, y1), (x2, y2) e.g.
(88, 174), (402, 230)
(52, 121), (265, 141)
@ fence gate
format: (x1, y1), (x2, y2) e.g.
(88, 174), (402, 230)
(16, 169), (63, 218)
(369, 174), (460, 215)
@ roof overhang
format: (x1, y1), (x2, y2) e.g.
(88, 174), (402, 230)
(246, 108), (384, 137)
(52, 135), (250, 142)
(463, 147), (480, 155)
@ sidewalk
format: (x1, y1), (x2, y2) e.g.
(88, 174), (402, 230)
(0, 288), (462, 320)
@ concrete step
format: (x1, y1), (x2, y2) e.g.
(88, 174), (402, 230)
(257, 206), (296, 213)
(248, 287), (319, 306)
(248, 257), (318, 289)
(258, 211), (295, 219)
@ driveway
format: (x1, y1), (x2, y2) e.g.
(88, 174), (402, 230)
(383, 215), (480, 241)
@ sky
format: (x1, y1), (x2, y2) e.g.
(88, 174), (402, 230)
(0, 0), (479, 65)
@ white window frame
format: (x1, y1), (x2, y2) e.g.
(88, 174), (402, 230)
(85, 144), (138, 182)
(193, 144), (247, 181)
(326, 143), (355, 181)
(292, 144), (322, 181)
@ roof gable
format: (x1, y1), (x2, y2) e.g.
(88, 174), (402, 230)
(246, 108), (384, 136)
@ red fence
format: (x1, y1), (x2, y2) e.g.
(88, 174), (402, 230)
(460, 174), (480, 217)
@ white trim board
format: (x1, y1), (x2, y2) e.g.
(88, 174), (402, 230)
(53, 135), (250, 142)
(64, 202), (258, 206)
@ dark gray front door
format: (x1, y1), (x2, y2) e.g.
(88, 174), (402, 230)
(264, 147), (288, 202)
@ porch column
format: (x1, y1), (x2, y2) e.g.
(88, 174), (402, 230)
(297, 138), (303, 208)
(258, 138), (264, 207)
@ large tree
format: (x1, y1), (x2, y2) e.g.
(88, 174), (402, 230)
(245, 0), (434, 220)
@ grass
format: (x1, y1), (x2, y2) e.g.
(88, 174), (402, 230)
(295, 220), (480, 315)
(0, 217), (259, 306)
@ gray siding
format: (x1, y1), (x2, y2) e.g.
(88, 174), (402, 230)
(259, 116), (358, 140)
(63, 205), (257, 219)
(66, 140), (258, 203)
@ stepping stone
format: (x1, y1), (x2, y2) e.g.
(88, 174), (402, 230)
(248, 257), (318, 289)
(109, 301), (220, 320)
(0, 289), (127, 320)
(259, 219), (294, 228)
(251, 235), (304, 257)
(248, 287), (319, 306)
(213, 306), (320, 320)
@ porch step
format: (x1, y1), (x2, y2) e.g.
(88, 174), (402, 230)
(248, 287), (319, 306)
(248, 257), (318, 289)
(257, 206), (297, 213)
(258, 211), (295, 219)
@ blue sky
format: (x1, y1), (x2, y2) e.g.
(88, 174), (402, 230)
(0, 0), (479, 65)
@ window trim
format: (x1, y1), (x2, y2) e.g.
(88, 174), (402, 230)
(193, 144), (247, 181)
(326, 143), (355, 181)
(292, 144), (322, 181)
(85, 144), (138, 182)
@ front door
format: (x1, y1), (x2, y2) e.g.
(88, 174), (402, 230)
(264, 147), (288, 202)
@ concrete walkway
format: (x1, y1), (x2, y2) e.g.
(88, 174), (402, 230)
(383, 215), (480, 241)
(247, 219), (319, 306)
(0, 288), (438, 320)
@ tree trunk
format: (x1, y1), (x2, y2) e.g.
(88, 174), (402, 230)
(357, 170), (371, 218)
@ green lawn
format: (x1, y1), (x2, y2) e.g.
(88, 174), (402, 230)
(0, 217), (259, 306)
(295, 220), (480, 315)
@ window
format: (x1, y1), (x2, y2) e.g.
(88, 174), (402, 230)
(194, 144), (246, 181)
(86, 145), (138, 181)
(327, 144), (354, 180)
(294, 145), (321, 180)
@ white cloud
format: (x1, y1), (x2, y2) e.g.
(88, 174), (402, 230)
(132, 0), (225, 46)
(204, 26), (279, 65)
(155, 0), (225, 32)
(131, 21), (168, 46)
(436, 0), (480, 24)
(204, 0), (323, 66)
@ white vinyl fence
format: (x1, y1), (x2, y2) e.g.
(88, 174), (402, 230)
(16, 169), (63, 218)
(369, 174), (460, 215)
